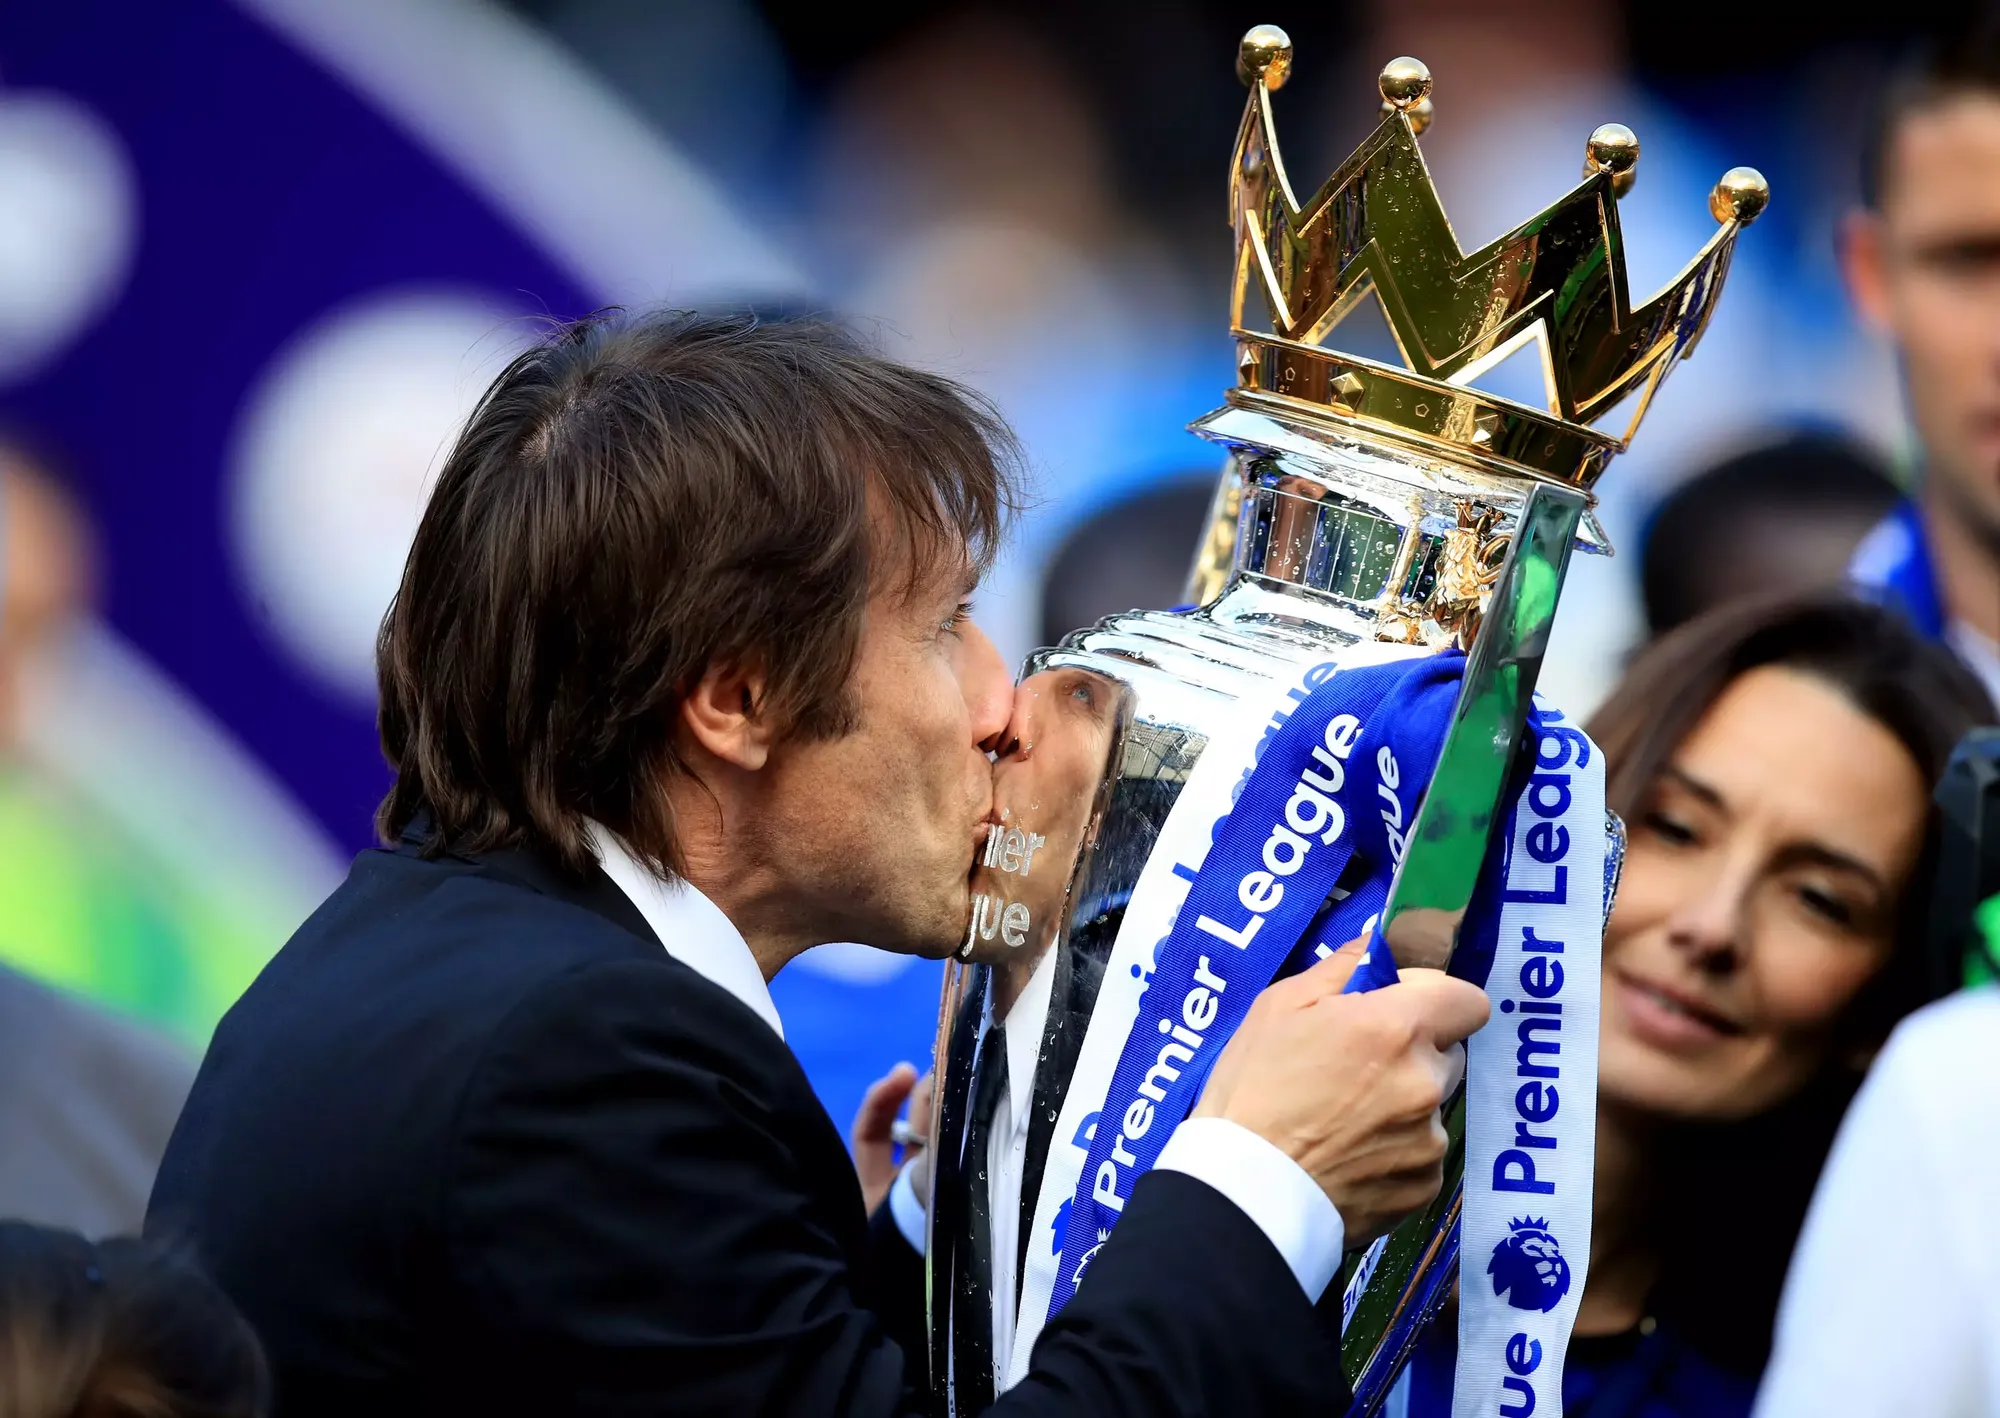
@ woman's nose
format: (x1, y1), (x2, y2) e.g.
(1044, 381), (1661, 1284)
(1665, 869), (1750, 974)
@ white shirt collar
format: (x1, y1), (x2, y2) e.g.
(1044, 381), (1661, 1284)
(586, 821), (784, 1040)
(990, 946), (1058, 1134)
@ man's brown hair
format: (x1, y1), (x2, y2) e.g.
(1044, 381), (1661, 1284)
(376, 309), (1021, 878)
(1862, 12), (2000, 210)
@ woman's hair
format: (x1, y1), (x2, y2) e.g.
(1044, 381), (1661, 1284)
(0, 1224), (267, 1418)
(1584, 593), (1996, 1374)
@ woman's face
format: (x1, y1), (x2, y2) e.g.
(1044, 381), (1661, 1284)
(1598, 665), (1928, 1121)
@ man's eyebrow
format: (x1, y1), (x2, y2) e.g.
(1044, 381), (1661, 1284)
(1660, 764), (1727, 811)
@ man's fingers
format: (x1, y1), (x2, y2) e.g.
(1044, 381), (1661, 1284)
(906, 1070), (936, 1134)
(1286, 934), (1370, 998)
(851, 1062), (918, 1147)
(1390, 969), (1492, 1047)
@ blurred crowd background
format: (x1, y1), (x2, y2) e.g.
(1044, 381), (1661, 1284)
(0, 0), (1977, 1131)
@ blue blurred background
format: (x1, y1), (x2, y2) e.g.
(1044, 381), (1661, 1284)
(0, 0), (1965, 1134)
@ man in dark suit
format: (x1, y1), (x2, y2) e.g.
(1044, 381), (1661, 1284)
(147, 310), (1488, 1416)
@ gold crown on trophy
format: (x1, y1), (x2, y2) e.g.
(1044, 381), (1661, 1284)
(1228, 25), (1768, 489)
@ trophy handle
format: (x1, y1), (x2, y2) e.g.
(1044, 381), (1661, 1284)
(1338, 481), (1587, 1413)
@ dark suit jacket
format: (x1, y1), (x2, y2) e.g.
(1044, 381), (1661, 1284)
(148, 836), (1347, 1416)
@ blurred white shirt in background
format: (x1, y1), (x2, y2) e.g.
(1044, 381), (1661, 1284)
(1756, 988), (2000, 1417)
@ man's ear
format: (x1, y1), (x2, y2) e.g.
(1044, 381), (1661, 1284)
(680, 660), (775, 772)
(1840, 209), (1895, 335)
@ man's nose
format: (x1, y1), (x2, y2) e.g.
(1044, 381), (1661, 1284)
(959, 621), (1014, 753)
(988, 678), (1051, 763)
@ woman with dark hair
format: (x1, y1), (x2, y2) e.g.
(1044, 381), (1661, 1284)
(1407, 593), (1995, 1416)
(0, 1222), (267, 1418)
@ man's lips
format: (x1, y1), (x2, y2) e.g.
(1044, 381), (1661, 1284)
(969, 810), (1000, 874)
(1613, 968), (1744, 1049)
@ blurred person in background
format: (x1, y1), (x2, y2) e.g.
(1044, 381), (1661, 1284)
(1640, 433), (1900, 637)
(0, 447), (193, 1237)
(1036, 477), (1212, 647)
(0, 435), (285, 1042)
(1400, 596), (1992, 1416)
(1845, 16), (2000, 707)
(1757, 892), (2000, 1416)
(0, 1220), (267, 1418)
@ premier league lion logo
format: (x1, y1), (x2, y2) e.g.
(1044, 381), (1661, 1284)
(1488, 1217), (1571, 1313)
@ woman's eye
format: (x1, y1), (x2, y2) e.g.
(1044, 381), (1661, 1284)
(942, 601), (972, 635)
(1642, 810), (1698, 847)
(1797, 885), (1856, 929)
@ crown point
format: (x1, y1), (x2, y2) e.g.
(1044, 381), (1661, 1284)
(1381, 94), (1435, 135)
(1710, 166), (1770, 225)
(1379, 57), (1432, 110)
(1238, 26), (1293, 91)
(1585, 123), (1640, 196)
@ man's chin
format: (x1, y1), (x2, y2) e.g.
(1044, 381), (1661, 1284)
(860, 894), (972, 962)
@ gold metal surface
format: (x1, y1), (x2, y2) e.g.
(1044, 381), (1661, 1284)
(1584, 122), (1640, 197)
(1378, 56), (1432, 108)
(1236, 24), (1292, 91)
(1226, 28), (1768, 488)
(1425, 501), (1509, 647)
(1710, 165), (1771, 224)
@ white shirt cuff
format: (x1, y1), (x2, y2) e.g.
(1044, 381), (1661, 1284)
(1154, 1116), (1344, 1301)
(888, 1165), (928, 1253)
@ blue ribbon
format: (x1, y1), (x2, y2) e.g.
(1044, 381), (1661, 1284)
(1045, 651), (1467, 1319)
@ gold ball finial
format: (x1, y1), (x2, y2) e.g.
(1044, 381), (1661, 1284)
(1238, 25), (1293, 91)
(1709, 166), (1770, 225)
(1584, 123), (1640, 196)
(1379, 56), (1432, 109)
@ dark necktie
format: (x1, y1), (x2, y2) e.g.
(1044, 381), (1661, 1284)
(952, 1023), (1009, 1415)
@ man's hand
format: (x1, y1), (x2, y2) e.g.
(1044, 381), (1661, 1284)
(851, 1063), (933, 1214)
(1193, 942), (1489, 1246)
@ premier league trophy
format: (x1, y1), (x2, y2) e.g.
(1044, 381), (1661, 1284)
(926, 26), (1765, 1417)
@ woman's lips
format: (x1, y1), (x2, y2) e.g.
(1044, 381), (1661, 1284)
(1613, 969), (1744, 1051)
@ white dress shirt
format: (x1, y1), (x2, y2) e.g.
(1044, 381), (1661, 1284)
(587, 822), (784, 1039)
(1755, 989), (2000, 1418)
(587, 823), (1344, 1384)
(983, 948), (1059, 1381)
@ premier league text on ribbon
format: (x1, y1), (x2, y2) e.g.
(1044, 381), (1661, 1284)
(1089, 665), (1362, 1221)
(1457, 706), (1604, 1418)
(1490, 717), (1592, 1201)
